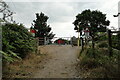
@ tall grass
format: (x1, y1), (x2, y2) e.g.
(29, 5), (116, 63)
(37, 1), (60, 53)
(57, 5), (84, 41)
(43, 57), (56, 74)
(79, 46), (119, 78)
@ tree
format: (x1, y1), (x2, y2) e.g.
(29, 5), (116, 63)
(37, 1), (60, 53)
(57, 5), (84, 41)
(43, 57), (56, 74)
(32, 12), (55, 45)
(73, 9), (110, 49)
(0, 0), (14, 22)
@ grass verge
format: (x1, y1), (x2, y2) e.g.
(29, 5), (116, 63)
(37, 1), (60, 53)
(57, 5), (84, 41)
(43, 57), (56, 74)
(77, 46), (120, 78)
(2, 52), (48, 78)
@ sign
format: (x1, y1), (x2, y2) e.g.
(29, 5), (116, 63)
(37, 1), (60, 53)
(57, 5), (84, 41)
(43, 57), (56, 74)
(84, 28), (90, 39)
(30, 29), (36, 33)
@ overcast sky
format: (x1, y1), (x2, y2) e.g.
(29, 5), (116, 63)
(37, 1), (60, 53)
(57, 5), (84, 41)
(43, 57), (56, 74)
(4, 0), (120, 38)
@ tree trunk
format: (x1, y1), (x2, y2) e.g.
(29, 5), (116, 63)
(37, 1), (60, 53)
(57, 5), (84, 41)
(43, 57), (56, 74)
(92, 35), (95, 49)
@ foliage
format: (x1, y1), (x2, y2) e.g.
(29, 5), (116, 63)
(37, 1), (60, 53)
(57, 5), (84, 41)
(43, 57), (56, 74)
(0, 50), (21, 62)
(32, 12), (55, 38)
(31, 12), (55, 45)
(2, 23), (35, 61)
(96, 33), (120, 50)
(97, 41), (108, 48)
(73, 9), (110, 34)
(79, 47), (119, 78)
(111, 34), (120, 50)
(95, 32), (108, 42)
(73, 9), (110, 49)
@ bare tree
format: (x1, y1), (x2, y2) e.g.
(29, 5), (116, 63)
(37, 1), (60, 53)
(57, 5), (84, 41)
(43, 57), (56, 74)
(0, 0), (14, 22)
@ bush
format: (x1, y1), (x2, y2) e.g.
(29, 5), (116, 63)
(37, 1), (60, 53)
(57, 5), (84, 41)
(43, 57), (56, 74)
(79, 48), (100, 69)
(95, 33), (108, 42)
(79, 47), (119, 78)
(97, 41), (108, 48)
(80, 57), (100, 69)
(112, 34), (120, 50)
(2, 23), (35, 62)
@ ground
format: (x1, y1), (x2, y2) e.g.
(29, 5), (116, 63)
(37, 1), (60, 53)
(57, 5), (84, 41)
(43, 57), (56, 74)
(3, 45), (81, 78)
(33, 45), (80, 78)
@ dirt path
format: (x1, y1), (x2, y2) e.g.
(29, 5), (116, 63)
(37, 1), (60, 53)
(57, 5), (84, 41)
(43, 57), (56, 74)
(33, 45), (81, 78)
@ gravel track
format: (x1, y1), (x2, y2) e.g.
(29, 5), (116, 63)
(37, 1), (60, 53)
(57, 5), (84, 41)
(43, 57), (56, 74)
(33, 45), (80, 78)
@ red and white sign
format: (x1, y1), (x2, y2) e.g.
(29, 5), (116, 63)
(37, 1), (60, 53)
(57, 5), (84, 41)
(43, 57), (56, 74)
(84, 28), (90, 32)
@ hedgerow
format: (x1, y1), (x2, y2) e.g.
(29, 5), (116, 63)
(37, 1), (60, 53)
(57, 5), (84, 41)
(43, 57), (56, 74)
(2, 23), (36, 62)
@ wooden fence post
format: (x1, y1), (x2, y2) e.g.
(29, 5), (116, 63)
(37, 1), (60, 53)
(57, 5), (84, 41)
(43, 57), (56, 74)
(80, 37), (83, 50)
(118, 32), (120, 76)
(107, 30), (112, 57)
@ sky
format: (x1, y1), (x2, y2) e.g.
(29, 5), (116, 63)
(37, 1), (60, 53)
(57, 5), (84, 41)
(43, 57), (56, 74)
(3, 0), (120, 38)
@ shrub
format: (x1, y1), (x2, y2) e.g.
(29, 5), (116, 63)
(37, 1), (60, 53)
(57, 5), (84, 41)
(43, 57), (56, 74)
(79, 46), (119, 78)
(2, 23), (35, 61)
(95, 33), (108, 42)
(98, 41), (108, 48)
(112, 34), (120, 50)
(79, 48), (101, 69)
(80, 57), (100, 69)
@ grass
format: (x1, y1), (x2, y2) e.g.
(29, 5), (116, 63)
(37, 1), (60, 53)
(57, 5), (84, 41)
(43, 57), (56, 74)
(78, 45), (120, 78)
(2, 52), (48, 78)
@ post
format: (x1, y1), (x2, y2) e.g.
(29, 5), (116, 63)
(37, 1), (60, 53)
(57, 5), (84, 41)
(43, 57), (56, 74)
(118, 31), (120, 76)
(44, 37), (46, 45)
(107, 30), (112, 57)
(80, 37), (83, 50)
(78, 32), (80, 46)
(80, 32), (84, 51)
(91, 36), (95, 49)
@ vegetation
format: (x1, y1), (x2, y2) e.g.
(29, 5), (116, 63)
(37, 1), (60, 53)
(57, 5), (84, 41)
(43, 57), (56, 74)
(78, 32), (120, 78)
(2, 52), (47, 78)
(32, 12), (55, 45)
(1, 2), (119, 78)
(79, 46), (119, 78)
(73, 9), (110, 49)
(2, 23), (36, 62)
(111, 34), (120, 50)
(74, 9), (120, 78)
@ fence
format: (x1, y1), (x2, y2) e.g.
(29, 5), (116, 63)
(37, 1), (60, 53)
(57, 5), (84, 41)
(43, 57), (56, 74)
(34, 37), (48, 46)
(107, 30), (120, 56)
(39, 37), (44, 45)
